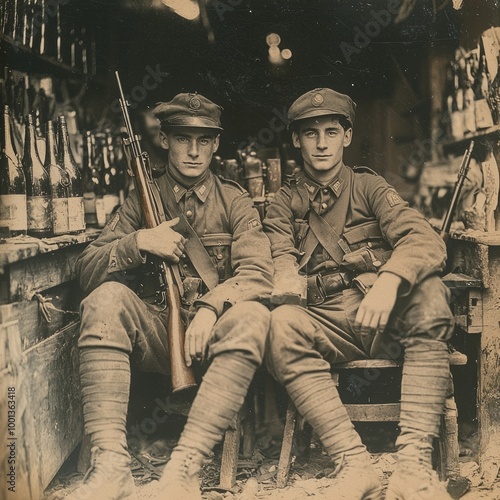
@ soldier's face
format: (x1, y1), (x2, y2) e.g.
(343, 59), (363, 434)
(292, 116), (352, 177)
(161, 128), (219, 178)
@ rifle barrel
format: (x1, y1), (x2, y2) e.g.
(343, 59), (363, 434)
(440, 140), (474, 237)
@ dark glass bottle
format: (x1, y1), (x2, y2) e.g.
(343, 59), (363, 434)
(490, 53), (500, 124)
(45, 120), (70, 236)
(82, 131), (102, 227)
(23, 113), (52, 238)
(57, 115), (85, 234)
(34, 108), (46, 160)
(0, 105), (28, 236)
(474, 54), (495, 130)
(99, 132), (121, 223)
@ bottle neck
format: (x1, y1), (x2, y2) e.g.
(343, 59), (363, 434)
(24, 118), (41, 162)
(58, 121), (75, 164)
(45, 123), (58, 166)
(85, 134), (94, 168)
(2, 108), (17, 159)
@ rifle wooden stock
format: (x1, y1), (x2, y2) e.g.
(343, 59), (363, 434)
(116, 72), (196, 392)
(162, 262), (196, 392)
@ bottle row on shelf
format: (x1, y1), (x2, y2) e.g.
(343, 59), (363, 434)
(0, 0), (97, 76)
(442, 29), (500, 141)
(0, 104), (127, 239)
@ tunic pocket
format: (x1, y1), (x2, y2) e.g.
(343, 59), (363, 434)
(201, 233), (233, 282)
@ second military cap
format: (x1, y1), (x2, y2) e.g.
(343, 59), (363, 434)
(153, 93), (223, 131)
(288, 88), (356, 128)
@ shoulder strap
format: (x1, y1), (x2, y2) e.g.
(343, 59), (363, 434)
(156, 176), (220, 291)
(298, 167), (353, 270)
(352, 165), (378, 176)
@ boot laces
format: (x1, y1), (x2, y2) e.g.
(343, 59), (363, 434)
(82, 447), (127, 486)
(167, 450), (200, 482)
(392, 463), (449, 498)
(327, 454), (371, 481)
(328, 453), (347, 479)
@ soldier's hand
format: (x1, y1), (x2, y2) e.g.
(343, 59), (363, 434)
(136, 217), (186, 262)
(354, 272), (402, 335)
(184, 307), (218, 366)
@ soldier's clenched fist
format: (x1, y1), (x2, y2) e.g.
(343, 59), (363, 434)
(136, 217), (186, 262)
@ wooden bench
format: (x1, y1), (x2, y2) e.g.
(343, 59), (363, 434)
(275, 355), (468, 488)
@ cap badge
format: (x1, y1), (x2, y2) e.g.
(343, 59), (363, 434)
(189, 96), (202, 110)
(311, 93), (324, 107)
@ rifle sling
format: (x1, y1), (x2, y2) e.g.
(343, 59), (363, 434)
(298, 168), (352, 270)
(149, 180), (184, 287)
(156, 177), (220, 291)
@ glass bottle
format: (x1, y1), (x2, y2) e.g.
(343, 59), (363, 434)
(57, 115), (85, 234)
(34, 109), (46, 160)
(463, 61), (476, 134)
(99, 132), (121, 224)
(474, 54), (495, 129)
(450, 65), (464, 140)
(490, 52), (500, 124)
(45, 120), (70, 236)
(23, 113), (52, 238)
(82, 131), (103, 227)
(0, 105), (28, 237)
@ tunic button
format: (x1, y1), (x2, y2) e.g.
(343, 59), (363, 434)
(186, 210), (193, 217)
(321, 202), (328, 210)
(181, 253), (186, 258)
(323, 188), (329, 194)
(183, 264), (188, 269)
(216, 254), (224, 260)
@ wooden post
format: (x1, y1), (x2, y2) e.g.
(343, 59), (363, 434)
(449, 236), (500, 481)
(276, 401), (297, 488)
(1, 320), (43, 500)
(219, 411), (241, 489)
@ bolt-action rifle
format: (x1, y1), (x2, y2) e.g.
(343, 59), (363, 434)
(115, 71), (196, 392)
(440, 140), (475, 241)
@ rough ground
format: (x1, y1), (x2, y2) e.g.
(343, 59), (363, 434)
(45, 369), (500, 499)
(45, 415), (500, 500)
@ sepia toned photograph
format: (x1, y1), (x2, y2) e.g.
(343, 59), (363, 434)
(1, 1), (500, 499)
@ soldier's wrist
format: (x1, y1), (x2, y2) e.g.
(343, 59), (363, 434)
(196, 304), (218, 320)
(376, 271), (403, 290)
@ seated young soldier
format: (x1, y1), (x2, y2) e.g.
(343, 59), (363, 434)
(263, 88), (454, 500)
(71, 93), (273, 500)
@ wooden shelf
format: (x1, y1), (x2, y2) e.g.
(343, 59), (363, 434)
(0, 32), (87, 79)
(0, 229), (100, 272)
(450, 229), (500, 246)
(441, 125), (500, 147)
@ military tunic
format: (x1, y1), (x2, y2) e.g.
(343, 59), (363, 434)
(263, 164), (454, 376)
(76, 166), (274, 374)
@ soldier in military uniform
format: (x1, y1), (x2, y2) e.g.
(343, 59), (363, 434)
(263, 88), (454, 500)
(71, 93), (273, 500)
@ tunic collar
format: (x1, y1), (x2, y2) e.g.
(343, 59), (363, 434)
(165, 165), (214, 203)
(299, 163), (347, 200)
